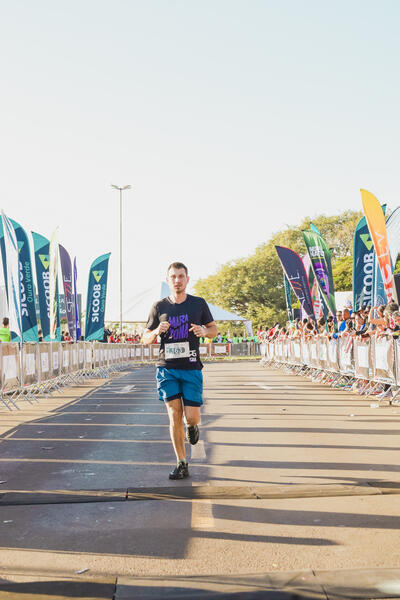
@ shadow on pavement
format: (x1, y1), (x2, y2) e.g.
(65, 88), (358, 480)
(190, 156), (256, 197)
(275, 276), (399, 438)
(0, 578), (116, 599)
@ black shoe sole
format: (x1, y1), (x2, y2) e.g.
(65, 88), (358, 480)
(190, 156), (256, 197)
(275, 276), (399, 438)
(187, 425), (199, 445)
(169, 470), (189, 480)
(169, 463), (189, 479)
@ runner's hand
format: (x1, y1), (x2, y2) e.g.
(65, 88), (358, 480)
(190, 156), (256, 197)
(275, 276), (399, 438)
(158, 322), (170, 334)
(190, 324), (205, 337)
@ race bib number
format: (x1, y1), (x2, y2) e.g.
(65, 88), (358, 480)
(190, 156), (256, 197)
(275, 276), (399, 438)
(165, 341), (190, 360)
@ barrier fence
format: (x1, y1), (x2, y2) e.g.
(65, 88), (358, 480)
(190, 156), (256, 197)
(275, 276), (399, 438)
(261, 335), (400, 404)
(1, 341), (133, 411)
(1, 341), (261, 411)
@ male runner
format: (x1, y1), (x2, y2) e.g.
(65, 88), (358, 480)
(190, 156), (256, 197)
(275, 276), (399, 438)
(143, 262), (217, 479)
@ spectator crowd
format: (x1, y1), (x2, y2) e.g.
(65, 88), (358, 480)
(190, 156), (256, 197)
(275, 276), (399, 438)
(260, 301), (400, 343)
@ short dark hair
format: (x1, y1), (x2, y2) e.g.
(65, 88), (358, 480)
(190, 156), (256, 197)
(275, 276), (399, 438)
(167, 262), (188, 275)
(3, 317), (9, 327)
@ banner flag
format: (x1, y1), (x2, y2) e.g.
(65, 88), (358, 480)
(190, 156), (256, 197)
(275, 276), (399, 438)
(283, 274), (294, 321)
(361, 189), (394, 303)
(73, 257), (81, 341)
(353, 215), (375, 310)
(374, 208), (393, 306)
(310, 223), (321, 235)
(49, 228), (59, 339)
(9, 219), (38, 342)
(0, 218), (38, 341)
(302, 230), (337, 316)
(386, 207), (400, 269)
(353, 205), (387, 310)
(374, 252), (388, 307)
(59, 245), (76, 340)
(385, 207), (400, 303)
(85, 252), (111, 341)
(311, 279), (323, 319)
(1, 211), (22, 340)
(275, 246), (314, 318)
(303, 251), (330, 317)
(302, 253), (314, 289)
(32, 232), (50, 340)
(32, 232), (61, 341)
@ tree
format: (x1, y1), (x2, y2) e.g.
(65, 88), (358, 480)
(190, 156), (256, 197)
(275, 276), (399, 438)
(332, 256), (352, 290)
(194, 210), (362, 327)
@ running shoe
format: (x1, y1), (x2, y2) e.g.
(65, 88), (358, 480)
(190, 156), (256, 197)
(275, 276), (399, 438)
(169, 462), (189, 480)
(186, 424), (200, 445)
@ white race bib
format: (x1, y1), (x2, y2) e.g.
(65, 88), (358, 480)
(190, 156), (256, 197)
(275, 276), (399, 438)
(165, 341), (190, 360)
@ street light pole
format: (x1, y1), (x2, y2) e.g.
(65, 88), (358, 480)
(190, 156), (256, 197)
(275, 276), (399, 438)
(111, 184), (131, 335)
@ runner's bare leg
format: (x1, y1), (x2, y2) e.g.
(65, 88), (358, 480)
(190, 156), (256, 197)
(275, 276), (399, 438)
(184, 405), (201, 427)
(166, 398), (186, 460)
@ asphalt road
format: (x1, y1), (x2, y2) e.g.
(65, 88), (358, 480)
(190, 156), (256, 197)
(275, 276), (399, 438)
(1, 361), (400, 598)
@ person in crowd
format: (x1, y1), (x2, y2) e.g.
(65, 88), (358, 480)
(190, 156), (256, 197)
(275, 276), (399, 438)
(337, 308), (352, 333)
(38, 328), (43, 342)
(386, 302), (399, 314)
(316, 317), (326, 335)
(292, 320), (303, 338)
(303, 322), (315, 340)
(278, 327), (287, 340)
(369, 304), (385, 324)
(391, 311), (400, 336)
(375, 314), (391, 339)
(0, 317), (11, 342)
(353, 311), (368, 338)
(269, 324), (280, 340)
(340, 319), (354, 338)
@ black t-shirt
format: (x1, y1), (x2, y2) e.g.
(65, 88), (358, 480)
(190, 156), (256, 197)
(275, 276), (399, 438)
(146, 294), (214, 370)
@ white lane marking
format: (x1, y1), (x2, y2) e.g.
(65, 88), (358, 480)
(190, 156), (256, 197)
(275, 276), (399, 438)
(115, 385), (136, 394)
(254, 383), (273, 390)
(377, 581), (400, 594)
(191, 500), (214, 529)
(190, 440), (206, 460)
(253, 383), (295, 391)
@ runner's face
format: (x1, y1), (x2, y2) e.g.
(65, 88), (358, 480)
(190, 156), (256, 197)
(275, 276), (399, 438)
(167, 267), (189, 293)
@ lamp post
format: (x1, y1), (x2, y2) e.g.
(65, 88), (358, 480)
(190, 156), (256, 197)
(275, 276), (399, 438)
(111, 184), (131, 335)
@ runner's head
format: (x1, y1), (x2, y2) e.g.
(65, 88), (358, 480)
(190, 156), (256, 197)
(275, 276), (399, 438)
(167, 262), (189, 294)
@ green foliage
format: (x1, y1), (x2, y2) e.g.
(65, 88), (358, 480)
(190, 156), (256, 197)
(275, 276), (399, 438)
(194, 210), (362, 328)
(332, 256), (353, 290)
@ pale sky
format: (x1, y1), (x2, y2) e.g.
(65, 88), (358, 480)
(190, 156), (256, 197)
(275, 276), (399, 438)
(1, 0), (400, 321)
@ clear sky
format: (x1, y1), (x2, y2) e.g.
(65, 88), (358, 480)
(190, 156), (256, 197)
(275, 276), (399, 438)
(1, 0), (400, 322)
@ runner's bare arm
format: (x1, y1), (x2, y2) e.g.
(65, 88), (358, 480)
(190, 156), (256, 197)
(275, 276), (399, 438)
(189, 321), (218, 339)
(142, 322), (170, 345)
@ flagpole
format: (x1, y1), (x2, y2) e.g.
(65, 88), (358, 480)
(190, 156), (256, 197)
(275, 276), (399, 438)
(111, 184), (131, 335)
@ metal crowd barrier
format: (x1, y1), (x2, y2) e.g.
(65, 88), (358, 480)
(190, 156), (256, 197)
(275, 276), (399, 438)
(1, 340), (263, 411)
(0, 341), (136, 411)
(261, 335), (400, 404)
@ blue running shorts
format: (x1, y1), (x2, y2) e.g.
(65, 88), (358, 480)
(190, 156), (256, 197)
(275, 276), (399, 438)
(156, 367), (203, 406)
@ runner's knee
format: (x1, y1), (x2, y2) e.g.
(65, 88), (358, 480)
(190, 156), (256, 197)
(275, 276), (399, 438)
(184, 407), (200, 426)
(167, 405), (183, 424)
